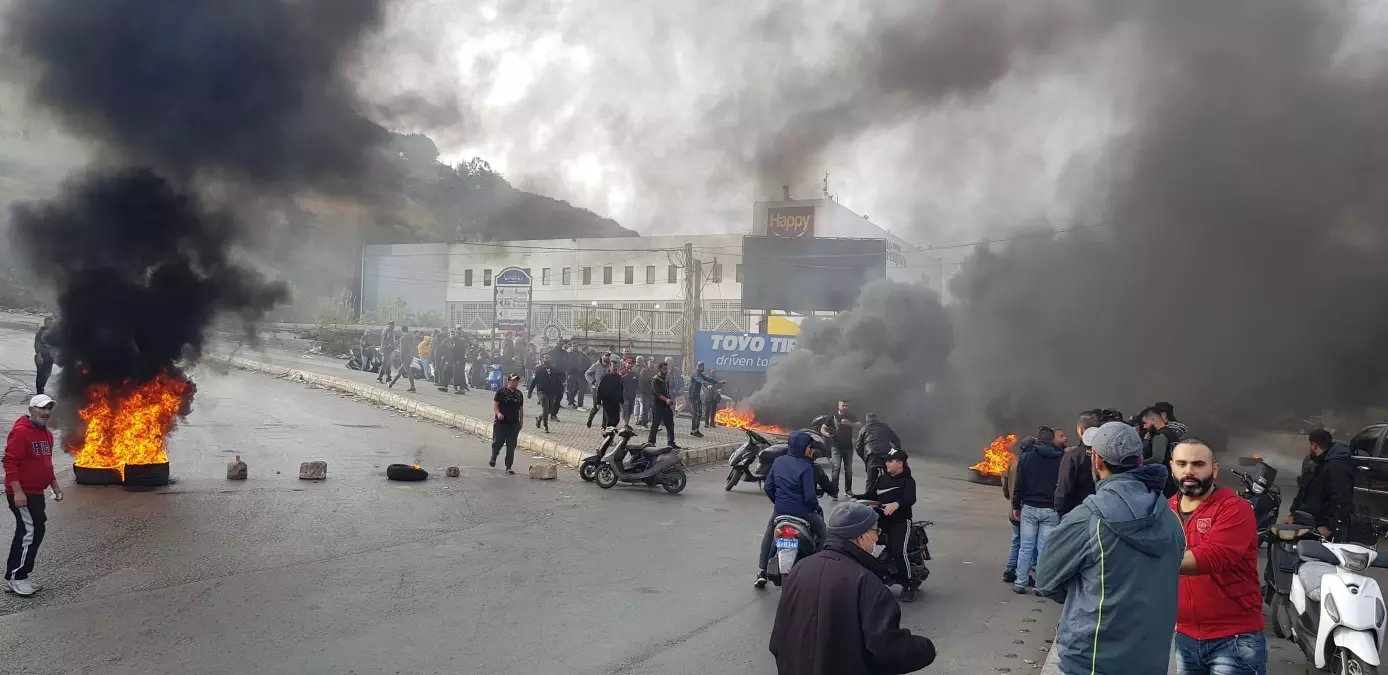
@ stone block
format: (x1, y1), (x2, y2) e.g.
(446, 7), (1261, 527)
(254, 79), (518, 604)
(445, 466), (460, 477)
(226, 455), (248, 480)
(528, 464), (557, 480)
(299, 461), (327, 480)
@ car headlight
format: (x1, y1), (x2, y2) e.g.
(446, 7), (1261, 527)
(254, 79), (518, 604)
(1342, 550), (1371, 573)
(1327, 594), (1341, 623)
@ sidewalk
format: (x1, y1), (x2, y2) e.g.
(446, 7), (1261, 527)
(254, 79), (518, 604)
(214, 345), (748, 470)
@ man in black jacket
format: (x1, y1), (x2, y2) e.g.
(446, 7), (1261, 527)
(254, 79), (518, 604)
(1054, 410), (1101, 517)
(595, 361), (625, 429)
(33, 317), (55, 395)
(1011, 425), (1066, 594)
(526, 358), (564, 432)
(620, 361), (639, 426)
(1291, 429), (1358, 540)
(854, 413), (902, 496)
(1142, 408), (1184, 497)
(861, 447), (920, 602)
(647, 361), (678, 448)
(769, 502), (936, 675)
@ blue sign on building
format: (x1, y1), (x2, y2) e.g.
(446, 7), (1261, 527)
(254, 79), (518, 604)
(692, 331), (797, 373)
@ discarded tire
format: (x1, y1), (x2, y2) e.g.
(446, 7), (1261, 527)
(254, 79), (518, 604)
(967, 468), (1002, 486)
(73, 464), (122, 486)
(386, 464), (429, 481)
(124, 462), (171, 488)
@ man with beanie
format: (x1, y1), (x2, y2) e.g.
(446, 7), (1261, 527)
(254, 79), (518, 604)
(770, 501), (936, 675)
(1036, 422), (1185, 675)
(5, 395), (62, 597)
(755, 431), (825, 589)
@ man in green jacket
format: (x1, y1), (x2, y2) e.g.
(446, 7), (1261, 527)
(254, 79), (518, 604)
(1036, 422), (1185, 675)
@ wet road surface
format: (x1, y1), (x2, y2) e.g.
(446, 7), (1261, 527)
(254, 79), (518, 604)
(0, 327), (1057, 674)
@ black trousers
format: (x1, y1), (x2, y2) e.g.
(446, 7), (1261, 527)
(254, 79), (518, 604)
(453, 360), (469, 391)
(377, 349), (395, 381)
(547, 392), (562, 418)
(601, 400), (622, 429)
(864, 460), (886, 496)
(6, 492), (46, 582)
(882, 518), (913, 588)
(34, 357), (53, 395)
(567, 377), (587, 407)
(535, 393), (553, 431)
(705, 397), (720, 426)
(689, 396), (703, 431)
(648, 403), (675, 447)
(491, 422), (520, 468)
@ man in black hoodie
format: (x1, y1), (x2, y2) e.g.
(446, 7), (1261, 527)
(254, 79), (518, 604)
(1291, 429), (1358, 540)
(854, 413), (902, 496)
(1054, 410), (1101, 517)
(862, 447), (920, 602)
(1011, 425), (1066, 594)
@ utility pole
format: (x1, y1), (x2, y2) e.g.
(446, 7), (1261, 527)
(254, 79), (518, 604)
(682, 242), (700, 374)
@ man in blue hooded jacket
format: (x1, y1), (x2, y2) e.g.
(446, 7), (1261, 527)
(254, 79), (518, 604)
(754, 431), (826, 589)
(1036, 421), (1185, 675)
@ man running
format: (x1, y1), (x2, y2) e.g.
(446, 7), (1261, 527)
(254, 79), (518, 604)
(490, 374), (524, 474)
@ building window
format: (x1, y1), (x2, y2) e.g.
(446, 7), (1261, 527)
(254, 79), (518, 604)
(624, 266), (634, 284)
(735, 264), (744, 283)
(542, 268), (551, 285)
(483, 269), (492, 286)
(646, 266), (656, 284)
(464, 269), (473, 287)
(582, 267), (591, 285)
(711, 263), (723, 283)
(603, 266), (613, 284)
(563, 267), (572, 285)
(668, 265), (678, 283)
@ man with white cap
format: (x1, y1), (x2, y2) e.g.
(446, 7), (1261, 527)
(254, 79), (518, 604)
(4, 394), (63, 597)
(770, 501), (936, 675)
(1035, 421), (1185, 675)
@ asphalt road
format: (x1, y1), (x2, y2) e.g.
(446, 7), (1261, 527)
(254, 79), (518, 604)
(0, 327), (1056, 675)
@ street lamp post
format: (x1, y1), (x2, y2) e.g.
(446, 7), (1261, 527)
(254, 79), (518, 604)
(586, 301), (596, 346)
(651, 304), (660, 355)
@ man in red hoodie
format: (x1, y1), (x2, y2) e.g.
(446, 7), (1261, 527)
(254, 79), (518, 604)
(5, 394), (62, 597)
(1168, 438), (1267, 675)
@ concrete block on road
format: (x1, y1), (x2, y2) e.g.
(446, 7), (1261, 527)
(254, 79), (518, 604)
(226, 456), (248, 480)
(445, 466), (460, 477)
(528, 464), (557, 480)
(299, 461), (327, 480)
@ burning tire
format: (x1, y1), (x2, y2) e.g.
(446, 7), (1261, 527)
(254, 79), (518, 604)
(124, 462), (170, 488)
(967, 468), (1003, 486)
(386, 464), (428, 481)
(73, 464), (122, 486)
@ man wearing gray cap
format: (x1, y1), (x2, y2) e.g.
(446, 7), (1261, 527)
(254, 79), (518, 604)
(1035, 421), (1185, 675)
(770, 501), (936, 675)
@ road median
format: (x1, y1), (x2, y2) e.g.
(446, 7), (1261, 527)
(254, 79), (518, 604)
(212, 353), (741, 471)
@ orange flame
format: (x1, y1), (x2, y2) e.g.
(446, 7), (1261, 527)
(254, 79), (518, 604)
(411, 462), (422, 470)
(73, 372), (191, 479)
(714, 406), (789, 435)
(970, 434), (1018, 477)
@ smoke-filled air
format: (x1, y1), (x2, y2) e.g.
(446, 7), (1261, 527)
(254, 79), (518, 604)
(2, 0), (391, 444)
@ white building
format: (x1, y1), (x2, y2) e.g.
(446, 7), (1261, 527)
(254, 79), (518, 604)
(359, 198), (934, 346)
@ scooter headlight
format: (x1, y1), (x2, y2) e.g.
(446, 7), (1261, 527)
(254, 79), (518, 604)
(1326, 594), (1341, 623)
(1342, 550), (1371, 573)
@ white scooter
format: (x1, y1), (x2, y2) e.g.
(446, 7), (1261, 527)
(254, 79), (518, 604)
(1290, 537), (1388, 673)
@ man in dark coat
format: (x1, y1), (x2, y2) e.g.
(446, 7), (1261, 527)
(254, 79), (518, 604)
(1291, 429), (1358, 540)
(594, 361), (625, 429)
(855, 413), (902, 496)
(526, 358), (564, 432)
(1054, 410), (1101, 517)
(769, 501), (936, 675)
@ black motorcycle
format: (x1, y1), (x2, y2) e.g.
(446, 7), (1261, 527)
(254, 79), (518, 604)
(346, 346), (381, 373)
(857, 499), (933, 589)
(725, 429), (833, 496)
(580, 427), (620, 482)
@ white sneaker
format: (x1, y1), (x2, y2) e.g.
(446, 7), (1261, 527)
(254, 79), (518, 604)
(6, 578), (37, 596)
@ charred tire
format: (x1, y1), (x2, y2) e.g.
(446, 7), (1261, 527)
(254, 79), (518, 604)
(725, 468), (740, 491)
(73, 465), (122, 486)
(595, 465), (618, 489)
(123, 463), (170, 488)
(386, 464), (429, 481)
(662, 470), (688, 494)
(579, 461), (598, 482)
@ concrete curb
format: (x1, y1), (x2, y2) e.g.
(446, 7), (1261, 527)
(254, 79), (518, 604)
(214, 354), (741, 471)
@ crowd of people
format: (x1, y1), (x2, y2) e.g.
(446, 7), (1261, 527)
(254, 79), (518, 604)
(992, 402), (1360, 675)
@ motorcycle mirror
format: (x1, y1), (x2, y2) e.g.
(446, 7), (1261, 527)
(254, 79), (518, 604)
(1235, 456), (1260, 467)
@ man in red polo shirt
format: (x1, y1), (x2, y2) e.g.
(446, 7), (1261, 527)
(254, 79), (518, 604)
(1168, 438), (1267, 675)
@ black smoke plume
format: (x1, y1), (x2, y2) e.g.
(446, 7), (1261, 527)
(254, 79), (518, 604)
(744, 281), (954, 439)
(949, 0), (1388, 437)
(3, 0), (390, 418)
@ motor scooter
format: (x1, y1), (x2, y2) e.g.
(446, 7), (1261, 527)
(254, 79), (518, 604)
(765, 513), (820, 587)
(594, 426), (687, 494)
(856, 499), (933, 589)
(726, 429), (833, 495)
(1289, 529), (1388, 673)
(580, 427), (620, 482)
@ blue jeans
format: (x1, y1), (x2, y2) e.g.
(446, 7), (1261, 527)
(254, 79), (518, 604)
(1006, 519), (1021, 573)
(1174, 631), (1267, 675)
(1014, 505), (1059, 589)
